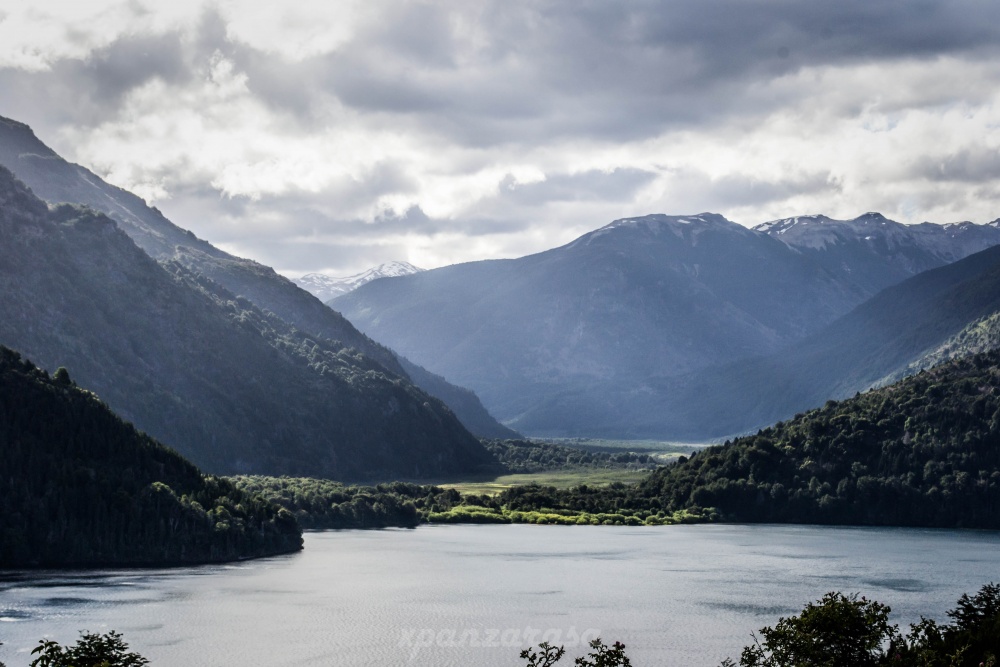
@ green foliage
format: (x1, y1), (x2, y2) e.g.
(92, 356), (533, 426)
(52, 367), (71, 386)
(575, 639), (633, 667)
(723, 584), (1000, 667)
(639, 350), (1000, 528)
(733, 593), (897, 667)
(483, 439), (658, 475)
(228, 475), (714, 529)
(521, 642), (566, 667)
(520, 639), (632, 667)
(29, 631), (148, 667)
(0, 348), (302, 566)
(230, 476), (464, 529)
(892, 583), (1000, 667)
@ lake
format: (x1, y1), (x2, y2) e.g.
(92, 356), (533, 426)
(2, 524), (999, 666)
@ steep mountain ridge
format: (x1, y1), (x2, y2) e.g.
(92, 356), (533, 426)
(0, 115), (400, 376)
(0, 167), (493, 479)
(0, 114), (511, 438)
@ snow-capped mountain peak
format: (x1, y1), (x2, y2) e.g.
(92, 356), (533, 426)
(753, 215), (832, 235)
(295, 261), (424, 302)
(756, 212), (1000, 268)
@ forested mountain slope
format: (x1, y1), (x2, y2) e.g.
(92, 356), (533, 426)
(638, 349), (1000, 527)
(0, 167), (493, 479)
(0, 346), (302, 566)
(0, 114), (509, 438)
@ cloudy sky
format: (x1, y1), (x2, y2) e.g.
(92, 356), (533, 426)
(2, 1), (1000, 276)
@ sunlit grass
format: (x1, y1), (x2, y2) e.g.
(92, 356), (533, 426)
(438, 468), (655, 496)
(535, 437), (715, 454)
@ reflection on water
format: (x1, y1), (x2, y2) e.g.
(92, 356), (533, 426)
(1, 524), (999, 666)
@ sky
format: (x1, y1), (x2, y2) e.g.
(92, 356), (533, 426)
(2, 1), (1000, 277)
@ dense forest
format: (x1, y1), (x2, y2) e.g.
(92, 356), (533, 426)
(231, 440), (663, 529)
(231, 477), (463, 529)
(0, 347), (302, 566)
(636, 348), (1000, 527)
(482, 439), (658, 473)
(232, 475), (707, 528)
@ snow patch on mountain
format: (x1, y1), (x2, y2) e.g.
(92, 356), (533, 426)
(575, 213), (742, 246)
(754, 212), (1000, 258)
(295, 261), (424, 302)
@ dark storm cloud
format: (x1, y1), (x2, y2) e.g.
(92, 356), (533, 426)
(261, 0), (1000, 144)
(9, 1), (1000, 146)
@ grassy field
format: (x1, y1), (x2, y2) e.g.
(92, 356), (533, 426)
(438, 468), (653, 495)
(535, 437), (716, 454)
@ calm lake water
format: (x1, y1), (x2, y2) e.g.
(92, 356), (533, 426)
(1, 524), (999, 666)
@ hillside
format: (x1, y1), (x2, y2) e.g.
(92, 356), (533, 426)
(637, 349), (1000, 527)
(333, 213), (863, 427)
(0, 166), (494, 480)
(396, 356), (521, 439)
(0, 346), (302, 566)
(621, 243), (1000, 440)
(0, 114), (505, 436)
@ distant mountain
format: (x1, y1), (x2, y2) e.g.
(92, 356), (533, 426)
(335, 211), (1000, 437)
(295, 261), (423, 302)
(756, 212), (1000, 297)
(0, 166), (494, 479)
(333, 213), (865, 427)
(0, 114), (509, 444)
(0, 346), (302, 566)
(605, 243), (1000, 440)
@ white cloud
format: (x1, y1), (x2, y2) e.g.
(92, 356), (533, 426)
(3, 0), (1000, 275)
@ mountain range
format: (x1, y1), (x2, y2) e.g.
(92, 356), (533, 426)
(333, 212), (1000, 437)
(0, 117), (502, 479)
(6, 110), (1000, 448)
(755, 212), (1000, 296)
(295, 261), (424, 302)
